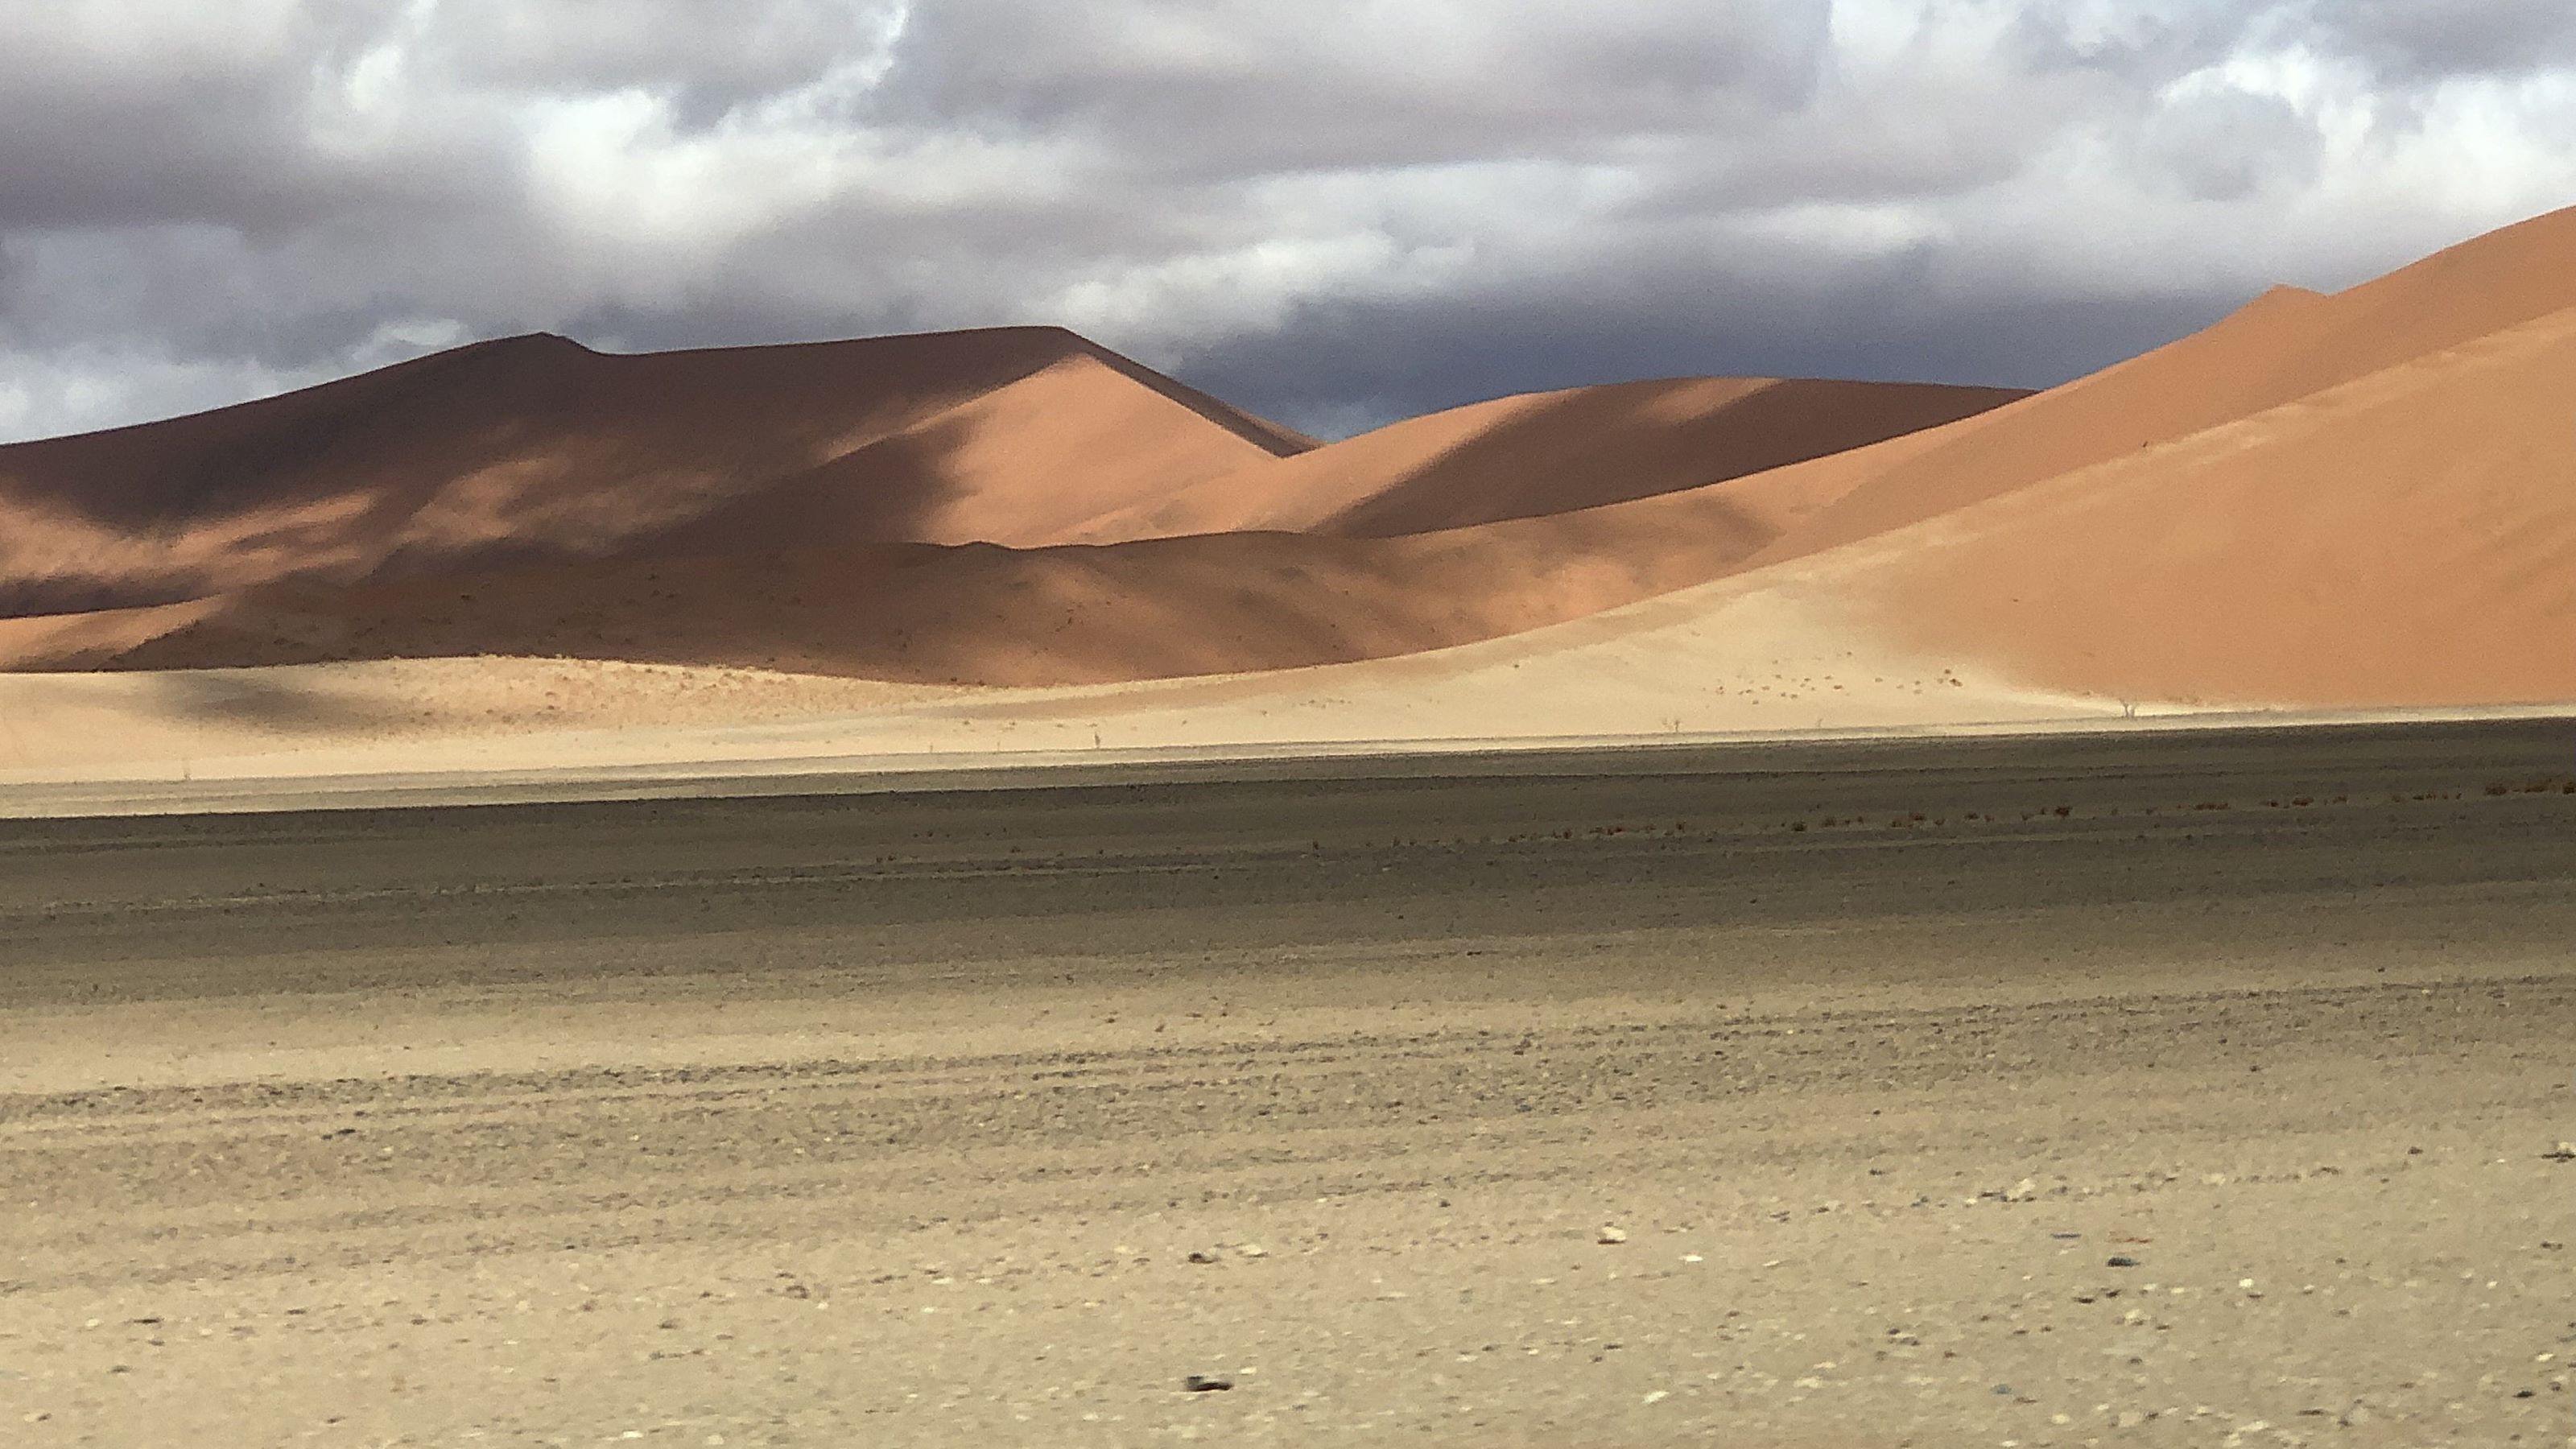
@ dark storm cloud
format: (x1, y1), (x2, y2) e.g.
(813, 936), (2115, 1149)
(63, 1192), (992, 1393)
(1, 1), (2571, 443)
(873, 0), (1835, 176)
(1177, 238), (2244, 434)
(2311, 0), (2576, 78)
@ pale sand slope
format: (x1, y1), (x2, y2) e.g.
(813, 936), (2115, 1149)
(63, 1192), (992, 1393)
(0, 327), (1310, 615)
(0, 568), (2117, 784)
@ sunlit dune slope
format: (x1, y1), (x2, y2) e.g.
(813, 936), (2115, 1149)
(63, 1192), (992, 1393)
(1739, 204), (2576, 572)
(1845, 297), (2576, 707)
(0, 327), (1310, 616)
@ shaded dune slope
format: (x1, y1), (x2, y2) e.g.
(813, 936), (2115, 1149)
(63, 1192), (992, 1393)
(98, 503), (1786, 684)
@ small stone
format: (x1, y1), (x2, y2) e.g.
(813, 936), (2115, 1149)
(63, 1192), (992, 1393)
(1642, 1390), (1669, 1405)
(1187, 1252), (1218, 1265)
(2545, 1142), (2576, 1162)
(2005, 1179), (2039, 1203)
(1237, 1245), (1268, 1259)
(2107, 1256), (2140, 1269)
(1598, 1227), (1629, 1245)
(1182, 1375), (1235, 1393)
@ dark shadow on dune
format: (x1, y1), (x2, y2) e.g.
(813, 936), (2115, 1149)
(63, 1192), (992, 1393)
(98, 472), (1788, 687)
(0, 576), (194, 619)
(137, 671), (444, 736)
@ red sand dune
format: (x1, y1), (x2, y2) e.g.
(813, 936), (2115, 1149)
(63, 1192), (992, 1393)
(8, 205), (2576, 709)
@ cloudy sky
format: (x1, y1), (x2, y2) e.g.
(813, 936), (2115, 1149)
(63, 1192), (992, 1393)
(2, 0), (2573, 443)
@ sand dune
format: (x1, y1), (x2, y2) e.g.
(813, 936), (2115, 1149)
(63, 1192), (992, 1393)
(6, 204), (2574, 748)
(1850, 299), (2576, 706)
(0, 327), (1310, 616)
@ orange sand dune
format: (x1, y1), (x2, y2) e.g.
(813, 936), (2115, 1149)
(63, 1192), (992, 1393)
(0, 328), (1309, 616)
(11, 205), (2576, 715)
(1850, 296), (2576, 707)
(1742, 204), (2576, 572)
(1073, 376), (2025, 539)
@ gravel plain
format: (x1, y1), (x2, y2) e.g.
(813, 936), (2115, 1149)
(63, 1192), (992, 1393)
(3, 722), (2574, 1447)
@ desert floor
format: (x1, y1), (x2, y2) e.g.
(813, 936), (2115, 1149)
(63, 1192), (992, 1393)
(4, 720), (2574, 1447)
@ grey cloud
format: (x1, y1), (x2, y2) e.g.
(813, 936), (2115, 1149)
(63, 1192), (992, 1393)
(1, 0), (2571, 445)
(422, 0), (906, 124)
(873, 0), (1835, 177)
(1170, 238), (2244, 436)
(2311, 0), (2576, 77)
(2136, 85), (2325, 200)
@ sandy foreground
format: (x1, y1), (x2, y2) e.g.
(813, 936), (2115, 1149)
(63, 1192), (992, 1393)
(2, 580), (2567, 819)
(4, 722), (2574, 1446)
(0, 566), (2124, 806)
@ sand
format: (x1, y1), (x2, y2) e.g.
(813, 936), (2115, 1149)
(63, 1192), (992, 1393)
(0, 566), (2124, 788)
